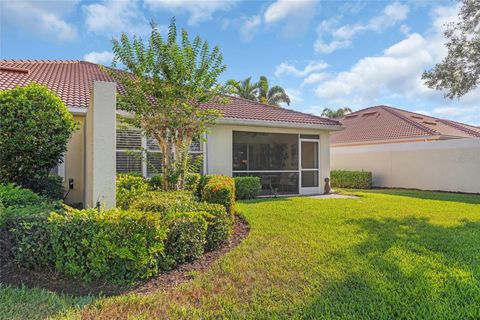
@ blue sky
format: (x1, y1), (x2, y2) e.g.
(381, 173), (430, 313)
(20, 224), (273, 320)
(1, 0), (479, 125)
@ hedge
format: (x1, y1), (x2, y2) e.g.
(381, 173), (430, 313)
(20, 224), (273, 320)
(201, 175), (236, 215)
(235, 176), (261, 200)
(130, 191), (196, 215)
(330, 170), (373, 189)
(48, 208), (168, 283)
(0, 183), (45, 208)
(116, 174), (149, 209)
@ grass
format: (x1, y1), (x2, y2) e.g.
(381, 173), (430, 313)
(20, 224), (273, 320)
(2, 189), (480, 319)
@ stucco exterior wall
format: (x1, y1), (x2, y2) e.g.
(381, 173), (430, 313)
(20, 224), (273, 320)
(206, 123), (332, 193)
(63, 115), (85, 206)
(331, 138), (480, 193)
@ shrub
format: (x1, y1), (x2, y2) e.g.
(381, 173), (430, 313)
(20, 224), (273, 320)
(30, 175), (64, 200)
(148, 175), (164, 191)
(130, 191), (196, 216)
(235, 176), (261, 200)
(0, 83), (76, 191)
(163, 211), (207, 267)
(330, 170), (373, 189)
(185, 173), (201, 192)
(201, 175), (235, 214)
(48, 208), (168, 283)
(194, 202), (232, 251)
(0, 183), (45, 208)
(116, 174), (149, 209)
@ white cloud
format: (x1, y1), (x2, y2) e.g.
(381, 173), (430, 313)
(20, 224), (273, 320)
(314, 3), (480, 125)
(302, 73), (328, 85)
(2, 1), (77, 41)
(264, 0), (318, 37)
(83, 51), (114, 65)
(240, 15), (261, 42)
(275, 60), (328, 78)
(284, 88), (303, 104)
(83, 0), (150, 37)
(145, 0), (237, 25)
(314, 1), (409, 54)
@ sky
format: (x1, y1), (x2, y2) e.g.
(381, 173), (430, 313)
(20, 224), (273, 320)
(1, 0), (479, 125)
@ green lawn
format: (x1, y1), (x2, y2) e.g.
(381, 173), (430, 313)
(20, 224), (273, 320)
(2, 189), (480, 319)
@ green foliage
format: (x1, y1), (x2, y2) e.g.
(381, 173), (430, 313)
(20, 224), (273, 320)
(0, 184), (45, 208)
(234, 176), (261, 200)
(110, 18), (226, 191)
(48, 208), (168, 284)
(330, 170), (373, 189)
(194, 202), (232, 251)
(201, 175), (236, 214)
(116, 174), (149, 209)
(321, 107), (353, 119)
(185, 173), (201, 192)
(30, 175), (64, 200)
(257, 75), (290, 106)
(0, 83), (76, 190)
(164, 211), (207, 267)
(423, 0), (480, 98)
(130, 191), (196, 215)
(225, 77), (259, 101)
(148, 175), (164, 191)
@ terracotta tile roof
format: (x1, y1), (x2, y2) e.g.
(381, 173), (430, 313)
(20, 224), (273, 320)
(331, 105), (480, 145)
(0, 60), (340, 128)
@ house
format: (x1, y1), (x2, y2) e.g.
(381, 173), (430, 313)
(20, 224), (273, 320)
(330, 105), (480, 193)
(0, 60), (342, 208)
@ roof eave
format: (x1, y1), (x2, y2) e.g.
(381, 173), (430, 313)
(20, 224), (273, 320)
(216, 117), (344, 131)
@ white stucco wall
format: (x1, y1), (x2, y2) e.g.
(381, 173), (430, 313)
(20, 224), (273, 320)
(331, 138), (480, 194)
(206, 123), (333, 194)
(84, 81), (117, 208)
(63, 115), (85, 206)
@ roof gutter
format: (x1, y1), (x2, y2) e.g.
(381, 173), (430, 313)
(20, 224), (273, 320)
(68, 107), (88, 116)
(216, 117), (344, 131)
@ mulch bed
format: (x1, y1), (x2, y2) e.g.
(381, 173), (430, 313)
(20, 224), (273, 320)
(0, 215), (249, 297)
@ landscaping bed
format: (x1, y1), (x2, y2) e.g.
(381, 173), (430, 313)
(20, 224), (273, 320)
(0, 215), (248, 297)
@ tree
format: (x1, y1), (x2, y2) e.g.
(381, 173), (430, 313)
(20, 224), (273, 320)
(110, 18), (226, 190)
(258, 75), (290, 106)
(0, 83), (76, 190)
(422, 0), (480, 98)
(321, 107), (352, 118)
(225, 77), (259, 100)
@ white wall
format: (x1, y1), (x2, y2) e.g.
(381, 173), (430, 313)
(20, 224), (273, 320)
(206, 123), (332, 194)
(331, 138), (480, 194)
(84, 81), (117, 208)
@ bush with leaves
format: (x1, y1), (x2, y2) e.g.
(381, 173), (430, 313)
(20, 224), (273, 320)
(201, 175), (236, 214)
(0, 184), (45, 208)
(0, 83), (76, 192)
(116, 174), (149, 209)
(163, 211), (207, 267)
(49, 207), (168, 283)
(330, 170), (373, 189)
(235, 176), (261, 200)
(185, 173), (201, 192)
(131, 191), (196, 215)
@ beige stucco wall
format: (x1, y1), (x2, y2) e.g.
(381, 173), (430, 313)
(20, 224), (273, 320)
(206, 123), (332, 194)
(331, 138), (480, 193)
(63, 115), (85, 206)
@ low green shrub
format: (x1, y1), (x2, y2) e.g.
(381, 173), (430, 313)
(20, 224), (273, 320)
(30, 175), (64, 200)
(234, 176), (261, 200)
(201, 175), (236, 214)
(185, 173), (201, 192)
(193, 202), (232, 251)
(116, 174), (149, 209)
(330, 170), (373, 189)
(48, 208), (168, 284)
(0, 184), (45, 208)
(163, 211), (207, 267)
(130, 191), (196, 215)
(148, 175), (164, 191)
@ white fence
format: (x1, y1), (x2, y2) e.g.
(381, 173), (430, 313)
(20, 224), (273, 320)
(331, 138), (480, 194)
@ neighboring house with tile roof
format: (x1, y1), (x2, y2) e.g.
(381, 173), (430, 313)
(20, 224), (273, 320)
(0, 60), (342, 207)
(331, 105), (480, 147)
(330, 105), (480, 194)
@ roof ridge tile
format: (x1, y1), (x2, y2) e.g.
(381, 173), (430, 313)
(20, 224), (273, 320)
(381, 106), (439, 135)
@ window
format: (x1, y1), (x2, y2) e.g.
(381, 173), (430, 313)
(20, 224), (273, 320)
(233, 131), (299, 195)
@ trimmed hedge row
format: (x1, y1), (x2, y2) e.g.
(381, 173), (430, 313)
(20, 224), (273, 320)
(201, 175), (236, 214)
(234, 176), (261, 200)
(330, 170), (373, 189)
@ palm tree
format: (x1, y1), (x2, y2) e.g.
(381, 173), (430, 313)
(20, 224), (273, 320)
(225, 77), (259, 101)
(258, 75), (290, 106)
(321, 107), (352, 118)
